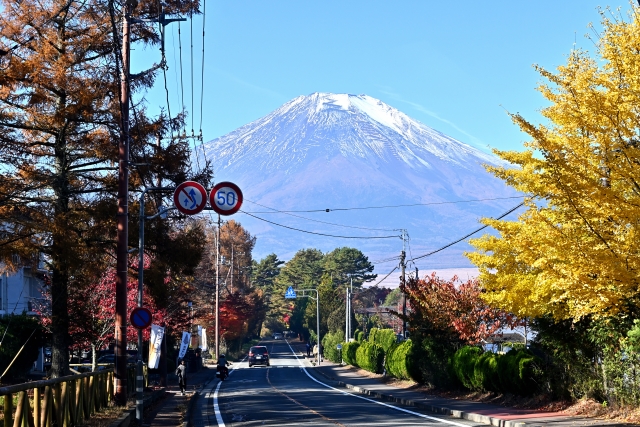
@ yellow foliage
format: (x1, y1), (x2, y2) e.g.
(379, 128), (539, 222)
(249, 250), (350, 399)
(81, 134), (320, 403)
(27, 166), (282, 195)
(467, 8), (640, 321)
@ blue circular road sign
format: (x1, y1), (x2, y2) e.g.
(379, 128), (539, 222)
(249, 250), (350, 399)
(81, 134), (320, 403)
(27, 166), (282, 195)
(130, 307), (153, 329)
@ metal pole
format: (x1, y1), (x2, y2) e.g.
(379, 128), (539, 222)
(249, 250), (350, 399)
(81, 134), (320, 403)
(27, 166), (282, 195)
(115, 0), (131, 405)
(136, 191), (146, 420)
(316, 290), (320, 366)
(345, 287), (349, 343)
(215, 214), (220, 360)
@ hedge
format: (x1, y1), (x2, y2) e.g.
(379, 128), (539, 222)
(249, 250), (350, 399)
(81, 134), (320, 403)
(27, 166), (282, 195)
(368, 328), (397, 352)
(473, 351), (500, 392)
(342, 341), (360, 366)
(452, 346), (483, 390)
(385, 339), (413, 380)
(321, 331), (344, 364)
(452, 346), (544, 395)
(497, 348), (544, 395)
(355, 341), (385, 374)
(354, 329), (364, 343)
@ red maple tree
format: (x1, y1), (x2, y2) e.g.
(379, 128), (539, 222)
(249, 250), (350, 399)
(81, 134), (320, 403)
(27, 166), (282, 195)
(401, 273), (514, 345)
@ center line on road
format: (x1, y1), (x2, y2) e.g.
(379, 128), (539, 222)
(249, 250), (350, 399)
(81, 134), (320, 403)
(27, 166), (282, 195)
(284, 340), (470, 427)
(266, 365), (347, 426)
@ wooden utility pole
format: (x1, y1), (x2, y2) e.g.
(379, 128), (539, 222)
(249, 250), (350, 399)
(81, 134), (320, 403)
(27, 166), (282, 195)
(114, 0), (132, 406)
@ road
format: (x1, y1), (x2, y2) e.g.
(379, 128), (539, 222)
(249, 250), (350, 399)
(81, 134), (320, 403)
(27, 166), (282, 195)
(195, 339), (485, 427)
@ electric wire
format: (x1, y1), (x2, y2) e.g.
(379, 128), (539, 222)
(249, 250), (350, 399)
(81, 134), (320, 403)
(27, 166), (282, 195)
(171, 28), (180, 111)
(186, 3), (201, 172)
(372, 256), (401, 265)
(245, 196), (524, 213)
(408, 202), (525, 263)
(161, 47), (174, 141)
(240, 211), (400, 239)
(190, 5), (194, 138)
(244, 199), (400, 232)
(198, 0), (209, 166)
(178, 22), (185, 136)
(370, 266), (399, 288)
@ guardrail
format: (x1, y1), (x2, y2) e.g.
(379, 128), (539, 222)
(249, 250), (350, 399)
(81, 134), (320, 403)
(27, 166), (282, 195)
(0, 366), (147, 427)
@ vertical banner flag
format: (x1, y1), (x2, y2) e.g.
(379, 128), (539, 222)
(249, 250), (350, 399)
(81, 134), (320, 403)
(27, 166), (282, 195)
(201, 328), (208, 351)
(178, 331), (191, 360)
(148, 324), (165, 369)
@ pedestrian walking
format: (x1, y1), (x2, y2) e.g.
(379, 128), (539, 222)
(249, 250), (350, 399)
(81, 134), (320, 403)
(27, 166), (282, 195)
(306, 341), (311, 357)
(175, 359), (187, 395)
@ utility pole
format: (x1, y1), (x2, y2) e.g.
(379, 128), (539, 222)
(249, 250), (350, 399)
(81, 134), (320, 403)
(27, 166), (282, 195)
(400, 229), (407, 339)
(114, 0), (132, 405)
(115, 2), (184, 406)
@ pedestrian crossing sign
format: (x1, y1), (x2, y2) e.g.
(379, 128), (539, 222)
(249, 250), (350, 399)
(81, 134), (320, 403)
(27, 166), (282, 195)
(285, 286), (297, 299)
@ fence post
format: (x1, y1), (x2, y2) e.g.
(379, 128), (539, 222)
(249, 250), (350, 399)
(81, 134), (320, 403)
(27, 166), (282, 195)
(4, 393), (13, 427)
(33, 387), (40, 427)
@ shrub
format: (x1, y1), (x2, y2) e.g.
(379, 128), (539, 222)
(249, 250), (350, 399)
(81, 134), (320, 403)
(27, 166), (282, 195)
(452, 346), (483, 390)
(368, 328), (378, 344)
(473, 351), (500, 392)
(495, 348), (544, 396)
(356, 341), (384, 373)
(385, 339), (413, 380)
(342, 341), (360, 366)
(369, 328), (396, 352)
(321, 331), (344, 364)
(354, 329), (364, 342)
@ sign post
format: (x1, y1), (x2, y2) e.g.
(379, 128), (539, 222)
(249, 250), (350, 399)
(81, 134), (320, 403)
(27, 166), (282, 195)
(285, 287), (321, 366)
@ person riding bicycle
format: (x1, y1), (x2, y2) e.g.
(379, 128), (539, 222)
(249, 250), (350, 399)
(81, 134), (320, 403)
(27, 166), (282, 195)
(217, 354), (231, 378)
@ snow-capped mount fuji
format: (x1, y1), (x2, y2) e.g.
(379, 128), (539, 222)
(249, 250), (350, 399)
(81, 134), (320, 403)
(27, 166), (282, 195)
(199, 93), (519, 274)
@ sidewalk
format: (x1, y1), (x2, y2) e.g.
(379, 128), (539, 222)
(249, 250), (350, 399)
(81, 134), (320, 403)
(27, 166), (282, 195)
(145, 363), (217, 427)
(288, 340), (633, 427)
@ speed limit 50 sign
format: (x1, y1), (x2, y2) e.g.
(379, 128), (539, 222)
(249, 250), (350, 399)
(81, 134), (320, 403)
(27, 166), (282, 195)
(209, 181), (243, 216)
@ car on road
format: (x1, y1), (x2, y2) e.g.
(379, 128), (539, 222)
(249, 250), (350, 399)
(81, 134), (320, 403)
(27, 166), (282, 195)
(273, 333), (283, 340)
(248, 346), (270, 367)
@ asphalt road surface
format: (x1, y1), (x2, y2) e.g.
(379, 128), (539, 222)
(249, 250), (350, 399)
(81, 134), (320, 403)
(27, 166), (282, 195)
(199, 339), (485, 427)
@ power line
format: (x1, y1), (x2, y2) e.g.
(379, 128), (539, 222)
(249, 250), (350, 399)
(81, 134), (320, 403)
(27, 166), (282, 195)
(408, 202), (525, 262)
(370, 266), (399, 288)
(244, 198), (400, 232)
(240, 211), (400, 240)
(178, 22), (185, 136)
(244, 196), (524, 214)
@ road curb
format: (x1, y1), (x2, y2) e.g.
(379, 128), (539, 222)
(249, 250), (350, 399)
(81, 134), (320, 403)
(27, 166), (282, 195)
(308, 360), (529, 427)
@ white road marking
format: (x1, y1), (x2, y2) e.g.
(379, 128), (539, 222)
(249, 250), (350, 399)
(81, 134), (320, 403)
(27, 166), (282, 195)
(284, 340), (471, 427)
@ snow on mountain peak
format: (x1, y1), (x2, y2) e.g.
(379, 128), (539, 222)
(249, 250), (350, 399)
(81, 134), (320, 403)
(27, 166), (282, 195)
(202, 92), (506, 180)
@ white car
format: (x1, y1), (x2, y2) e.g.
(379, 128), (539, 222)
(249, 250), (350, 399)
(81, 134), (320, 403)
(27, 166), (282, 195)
(273, 333), (283, 340)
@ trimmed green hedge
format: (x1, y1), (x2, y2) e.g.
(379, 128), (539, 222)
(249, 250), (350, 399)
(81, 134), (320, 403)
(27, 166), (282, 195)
(385, 339), (413, 380)
(452, 346), (544, 395)
(343, 341), (360, 366)
(368, 328), (397, 352)
(354, 329), (364, 343)
(355, 341), (385, 374)
(452, 346), (483, 390)
(322, 331), (344, 364)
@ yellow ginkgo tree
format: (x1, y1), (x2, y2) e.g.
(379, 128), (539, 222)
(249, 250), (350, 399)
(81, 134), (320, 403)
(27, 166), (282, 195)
(467, 8), (640, 321)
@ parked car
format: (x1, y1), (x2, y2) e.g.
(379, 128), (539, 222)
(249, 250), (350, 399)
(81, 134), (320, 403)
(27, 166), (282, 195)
(248, 346), (270, 367)
(273, 333), (283, 340)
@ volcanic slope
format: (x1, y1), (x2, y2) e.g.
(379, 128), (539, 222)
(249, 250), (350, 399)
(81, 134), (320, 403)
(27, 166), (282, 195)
(199, 93), (520, 276)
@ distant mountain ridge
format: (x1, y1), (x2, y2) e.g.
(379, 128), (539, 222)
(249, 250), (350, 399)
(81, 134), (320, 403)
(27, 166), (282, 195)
(199, 93), (520, 276)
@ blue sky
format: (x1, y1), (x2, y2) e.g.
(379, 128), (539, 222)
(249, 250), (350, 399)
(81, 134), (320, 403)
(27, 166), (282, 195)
(133, 1), (635, 156)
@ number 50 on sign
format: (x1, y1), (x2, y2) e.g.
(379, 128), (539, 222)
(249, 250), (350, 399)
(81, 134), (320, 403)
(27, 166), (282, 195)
(209, 181), (243, 216)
